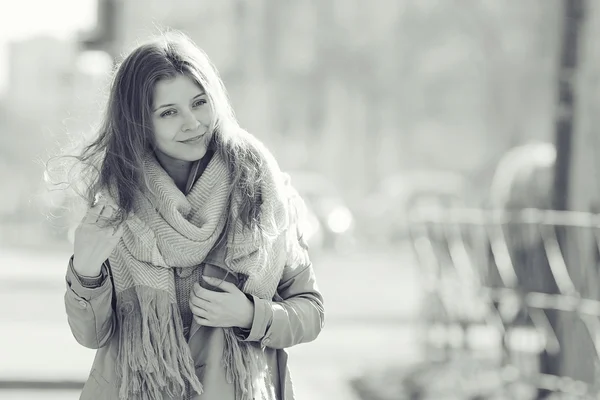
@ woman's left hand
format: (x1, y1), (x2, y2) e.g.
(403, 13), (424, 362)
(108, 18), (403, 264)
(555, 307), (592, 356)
(189, 277), (255, 329)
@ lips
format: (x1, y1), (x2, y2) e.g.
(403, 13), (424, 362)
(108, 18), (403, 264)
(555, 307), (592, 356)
(180, 133), (204, 143)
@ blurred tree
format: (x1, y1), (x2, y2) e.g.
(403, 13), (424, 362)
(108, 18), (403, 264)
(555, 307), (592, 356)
(551, 0), (600, 392)
(552, 0), (586, 212)
(542, 0), (588, 396)
(1, 0), (580, 244)
(95, 0), (568, 199)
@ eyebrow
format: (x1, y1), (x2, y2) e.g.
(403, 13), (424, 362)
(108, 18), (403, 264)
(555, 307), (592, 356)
(153, 92), (206, 112)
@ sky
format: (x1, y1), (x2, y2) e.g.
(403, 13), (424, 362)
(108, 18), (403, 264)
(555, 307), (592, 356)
(0, 0), (96, 93)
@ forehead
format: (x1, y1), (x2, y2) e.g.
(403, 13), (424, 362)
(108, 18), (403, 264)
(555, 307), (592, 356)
(153, 75), (204, 104)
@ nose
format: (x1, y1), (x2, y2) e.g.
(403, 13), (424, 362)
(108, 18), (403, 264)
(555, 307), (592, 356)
(181, 110), (200, 132)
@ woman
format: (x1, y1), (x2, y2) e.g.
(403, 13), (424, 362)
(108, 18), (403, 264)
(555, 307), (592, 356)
(61, 31), (324, 400)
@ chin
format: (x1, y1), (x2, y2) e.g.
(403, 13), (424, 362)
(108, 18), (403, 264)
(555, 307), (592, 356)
(156, 145), (208, 164)
(180, 146), (209, 162)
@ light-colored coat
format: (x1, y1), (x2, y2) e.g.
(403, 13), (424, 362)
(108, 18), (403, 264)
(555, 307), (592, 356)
(64, 254), (325, 400)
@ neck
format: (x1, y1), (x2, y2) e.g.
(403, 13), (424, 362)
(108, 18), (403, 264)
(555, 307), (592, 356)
(154, 150), (193, 192)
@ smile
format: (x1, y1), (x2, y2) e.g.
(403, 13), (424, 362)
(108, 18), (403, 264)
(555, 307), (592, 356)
(180, 134), (204, 144)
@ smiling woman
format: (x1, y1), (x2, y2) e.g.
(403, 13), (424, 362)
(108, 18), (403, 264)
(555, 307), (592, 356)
(151, 76), (214, 190)
(46, 30), (324, 400)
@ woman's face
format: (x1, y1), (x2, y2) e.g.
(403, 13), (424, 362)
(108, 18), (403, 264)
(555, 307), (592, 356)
(151, 74), (213, 162)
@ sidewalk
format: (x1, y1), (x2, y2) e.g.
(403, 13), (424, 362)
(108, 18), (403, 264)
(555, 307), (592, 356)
(311, 243), (424, 322)
(0, 247), (71, 283)
(289, 322), (423, 400)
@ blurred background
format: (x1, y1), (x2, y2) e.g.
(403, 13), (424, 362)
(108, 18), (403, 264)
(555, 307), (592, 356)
(2, 0), (600, 399)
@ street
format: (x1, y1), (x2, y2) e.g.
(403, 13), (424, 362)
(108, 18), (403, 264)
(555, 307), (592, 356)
(0, 244), (424, 399)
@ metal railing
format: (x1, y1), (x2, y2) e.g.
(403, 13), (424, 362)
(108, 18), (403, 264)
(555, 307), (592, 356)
(409, 207), (600, 399)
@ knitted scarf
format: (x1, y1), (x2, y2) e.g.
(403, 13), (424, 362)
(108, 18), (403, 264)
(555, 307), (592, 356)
(108, 137), (307, 400)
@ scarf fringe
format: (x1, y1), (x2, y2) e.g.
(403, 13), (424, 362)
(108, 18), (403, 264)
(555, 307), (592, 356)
(115, 288), (203, 400)
(222, 329), (276, 400)
(111, 147), (302, 399)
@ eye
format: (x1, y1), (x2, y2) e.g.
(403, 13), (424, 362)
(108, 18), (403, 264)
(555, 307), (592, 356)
(160, 109), (177, 118)
(193, 98), (207, 108)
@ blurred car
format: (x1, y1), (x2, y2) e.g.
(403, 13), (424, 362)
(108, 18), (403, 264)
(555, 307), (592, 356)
(299, 201), (326, 254)
(287, 170), (356, 253)
(358, 170), (473, 245)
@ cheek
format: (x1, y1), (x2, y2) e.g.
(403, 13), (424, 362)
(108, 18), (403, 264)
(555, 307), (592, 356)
(152, 119), (178, 141)
(195, 108), (213, 124)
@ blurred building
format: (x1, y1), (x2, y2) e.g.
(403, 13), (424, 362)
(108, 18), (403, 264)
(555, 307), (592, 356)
(1, 36), (77, 220)
(6, 34), (111, 143)
(6, 36), (76, 124)
(1, 34), (110, 221)
(78, 0), (563, 203)
(79, 0), (407, 200)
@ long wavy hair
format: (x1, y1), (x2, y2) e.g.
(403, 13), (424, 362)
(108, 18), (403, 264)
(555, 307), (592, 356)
(47, 30), (265, 234)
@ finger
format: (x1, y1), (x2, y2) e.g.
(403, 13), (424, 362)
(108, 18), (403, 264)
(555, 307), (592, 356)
(82, 204), (105, 225)
(94, 205), (108, 224)
(99, 204), (115, 218)
(89, 192), (99, 208)
(189, 295), (210, 309)
(97, 204), (117, 225)
(202, 276), (238, 293)
(193, 315), (213, 327)
(98, 190), (119, 208)
(90, 192), (107, 209)
(192, 282), (219, 301)
(189, 303), (209, 319)
(92, 190), (119, 210)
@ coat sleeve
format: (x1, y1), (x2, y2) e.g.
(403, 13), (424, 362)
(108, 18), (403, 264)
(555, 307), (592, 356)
(232, 173), (325, 348)
(237, 260), (325, 349)
(64, 255), (116, 349)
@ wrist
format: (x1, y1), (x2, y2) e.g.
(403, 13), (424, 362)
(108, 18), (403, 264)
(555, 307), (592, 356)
(240, 297), (255, 329)
(72, 256), (103, 277)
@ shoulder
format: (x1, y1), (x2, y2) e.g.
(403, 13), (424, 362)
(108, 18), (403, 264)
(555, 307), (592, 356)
(231, 128), (279, 168)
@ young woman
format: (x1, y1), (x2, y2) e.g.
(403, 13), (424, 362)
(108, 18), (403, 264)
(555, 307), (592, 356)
(62, 31), (324, 400)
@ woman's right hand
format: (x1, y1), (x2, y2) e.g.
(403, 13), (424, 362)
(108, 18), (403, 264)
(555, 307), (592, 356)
(73, 192), (124, 277)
